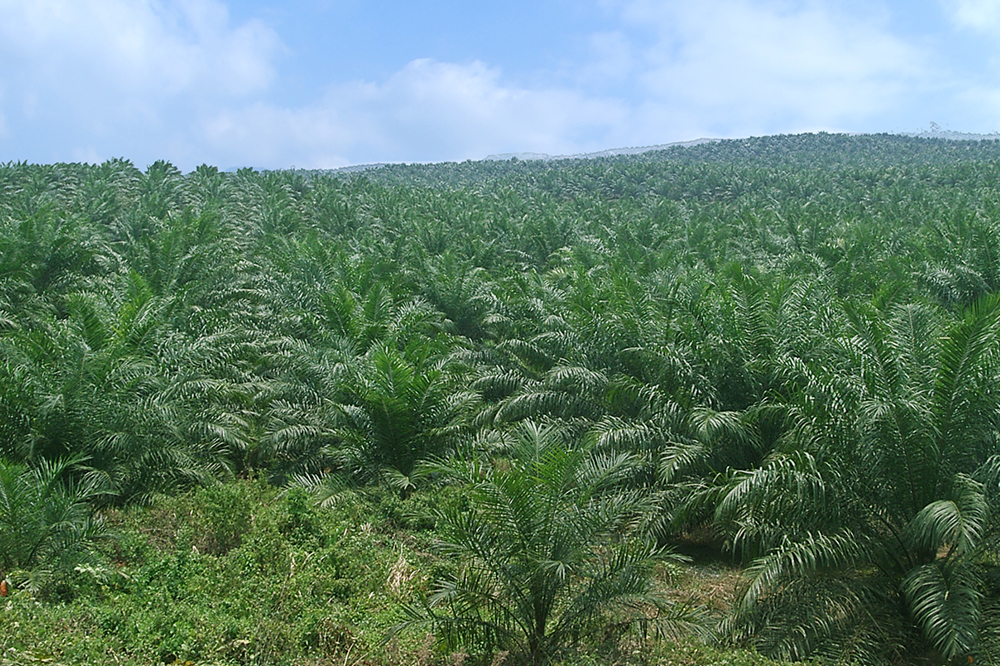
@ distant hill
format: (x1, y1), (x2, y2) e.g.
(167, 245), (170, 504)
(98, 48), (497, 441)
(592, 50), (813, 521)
(482, 130), (1000, 163)
(292, 130), (1000, 176)
(901, 126), (1000, 141)
(483, 138), (720, 162)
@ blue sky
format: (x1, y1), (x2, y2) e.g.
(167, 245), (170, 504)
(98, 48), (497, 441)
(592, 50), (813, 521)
(1, 0), (999, 170)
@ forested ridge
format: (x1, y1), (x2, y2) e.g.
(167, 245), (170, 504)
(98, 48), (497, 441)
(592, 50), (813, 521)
(3, 132), (1000, 665)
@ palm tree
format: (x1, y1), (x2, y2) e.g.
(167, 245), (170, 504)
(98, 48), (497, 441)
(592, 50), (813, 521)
(0, 455), (110, 594)
(0, 277), (239, 503)
(329, 344), (478, 480)
(405, 421), (705, 664)
(269, 341), (477, 486)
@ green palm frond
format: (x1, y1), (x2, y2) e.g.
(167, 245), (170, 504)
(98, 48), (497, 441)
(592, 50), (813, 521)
(730, 530), (868, 640)
(0, 456), (110, 590)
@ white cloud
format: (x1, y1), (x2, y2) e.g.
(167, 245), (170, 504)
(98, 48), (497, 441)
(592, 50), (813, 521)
(0, 0), (278, 97)
(945, 84), (1000, 132)
(200, 1), (935, 169)
(0, 0), (280, 161)
(606, 0), (927, 134)
(941, 0), (1000, 31)
(202, 59), (630, 168)
(581, 31), (636, 85)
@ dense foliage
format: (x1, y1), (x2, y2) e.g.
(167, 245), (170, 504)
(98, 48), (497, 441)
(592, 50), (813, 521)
(2, 133), (1000, 664)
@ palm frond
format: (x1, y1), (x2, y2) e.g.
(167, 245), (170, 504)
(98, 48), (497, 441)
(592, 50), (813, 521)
(903, 560), (981, 660)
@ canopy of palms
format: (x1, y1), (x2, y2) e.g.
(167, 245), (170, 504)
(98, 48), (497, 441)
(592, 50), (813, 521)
(709, 295), (1000, 663)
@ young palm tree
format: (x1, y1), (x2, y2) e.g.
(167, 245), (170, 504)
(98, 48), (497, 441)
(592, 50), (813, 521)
(405, 421), (705, 665)
(0, 277), (240, 503)
(270, 341), (477, 486)
(0, 456), (109, 594)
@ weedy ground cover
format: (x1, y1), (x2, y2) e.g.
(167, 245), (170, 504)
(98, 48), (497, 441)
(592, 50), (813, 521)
(0, 478), (790, 666)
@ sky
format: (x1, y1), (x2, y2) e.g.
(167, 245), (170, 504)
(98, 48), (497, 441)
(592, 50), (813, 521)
(1, 0), (999, 171)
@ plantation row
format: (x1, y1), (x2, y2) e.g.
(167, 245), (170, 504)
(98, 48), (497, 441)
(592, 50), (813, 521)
(2, 133), (1000, 664)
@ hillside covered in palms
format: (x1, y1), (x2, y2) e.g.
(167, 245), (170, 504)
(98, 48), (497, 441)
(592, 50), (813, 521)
(3, 133), (1000, 665)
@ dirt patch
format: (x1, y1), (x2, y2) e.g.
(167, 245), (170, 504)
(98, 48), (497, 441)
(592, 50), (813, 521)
(662, 529), (745, 613)
(671, 561), (745, 613)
